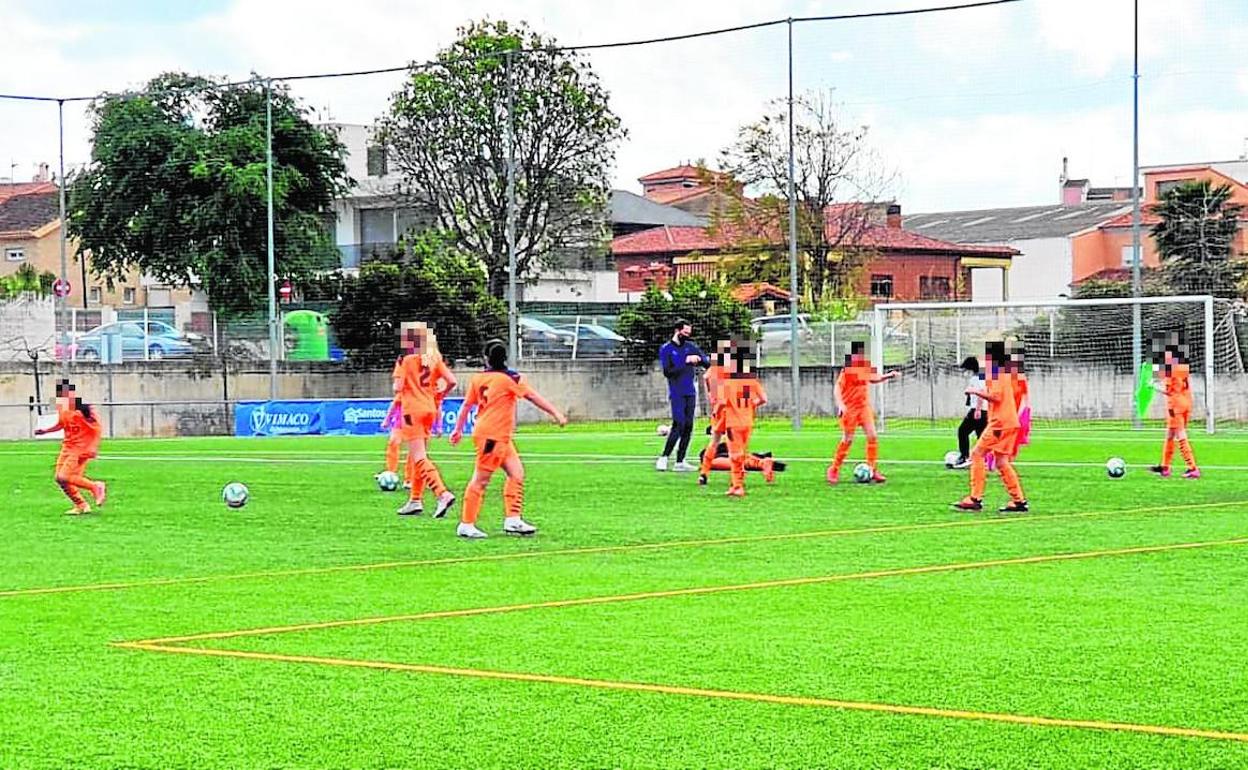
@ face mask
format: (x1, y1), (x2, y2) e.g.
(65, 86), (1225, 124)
(677, 333), (690, 344)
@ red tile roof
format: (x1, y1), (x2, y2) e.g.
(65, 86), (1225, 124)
(0, 190), (60, 239)
(638, 165), (723, 183)
(1072, 267), (1156, 285)
(0, 182), (56, 206)
(732, 282), (791, 303)
(612, 222), (1018, 258)
(644, 187), (713, 205)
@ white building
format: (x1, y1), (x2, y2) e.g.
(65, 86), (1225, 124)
(904, 202), (1130, 302)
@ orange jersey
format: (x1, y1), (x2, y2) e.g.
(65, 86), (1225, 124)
(704, 365), (728, 406)
(1163, 363), (1193, 412)
(463, 370), (533, 441)
(1011, 374), (1030, 410)
(836, 363), (874, 412)
(394, 354), (452, 416)
(57, 404), (102, 455)
(714, 377), (767, 430)
(985, 371), (1020, 432)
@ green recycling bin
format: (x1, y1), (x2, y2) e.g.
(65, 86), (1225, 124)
(283, 310), (330, 361)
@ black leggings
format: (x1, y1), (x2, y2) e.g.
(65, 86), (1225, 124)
(662, 395), (697, 462)
(957, 409), (987, 459)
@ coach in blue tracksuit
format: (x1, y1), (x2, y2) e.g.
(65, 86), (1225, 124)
(656, 318), (709, 472)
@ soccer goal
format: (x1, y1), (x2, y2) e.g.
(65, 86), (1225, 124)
(870, 295), (1248, 434)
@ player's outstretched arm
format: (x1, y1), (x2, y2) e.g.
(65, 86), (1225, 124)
(526, 392), (568, 427)
(449, 392), (477, 445)
(33, 419), (63, 436)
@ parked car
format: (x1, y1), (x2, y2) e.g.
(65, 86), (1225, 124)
(751, 314), (812, 351)
(74, 322), (195, 361)
(554, 323), (626, 357)
(519, 317), (573, 357)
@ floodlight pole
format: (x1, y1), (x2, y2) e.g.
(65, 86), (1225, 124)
(265, 80), (278, 401)
(57, 99), (69, 377)
(505, 51), (519, 363)
(1130, 0), (1143, 429)
(787, 18), (801, 431)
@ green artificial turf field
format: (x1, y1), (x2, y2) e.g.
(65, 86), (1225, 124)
(3, 420), (1248, 769)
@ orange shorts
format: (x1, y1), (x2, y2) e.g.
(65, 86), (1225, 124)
(473, 435), (519, 473)
(1166, 408), (1191, 431)
(725, 426), (753, 458)
(839, 408), (874, 432)
(976, 427), (1018, 456)
(55, 448), (93, 478)
(399, 409), (435, 442)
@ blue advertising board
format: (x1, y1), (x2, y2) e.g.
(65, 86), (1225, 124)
(235, 398), (476, 438)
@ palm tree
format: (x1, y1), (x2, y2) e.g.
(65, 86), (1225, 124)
(1151, 181), (1246, 297)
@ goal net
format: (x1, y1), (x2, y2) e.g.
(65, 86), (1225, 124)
(870, 296), (1248, 433)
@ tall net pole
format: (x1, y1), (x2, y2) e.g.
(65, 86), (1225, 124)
(505, 51), (519, 363)
(1129, 0), (1143, 429)
(786, 18), (801, 431)
(265, 80), (278, 401)
(57, 99), (69, 378)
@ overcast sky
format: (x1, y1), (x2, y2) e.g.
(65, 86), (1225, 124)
(3, 0), (1246, 212)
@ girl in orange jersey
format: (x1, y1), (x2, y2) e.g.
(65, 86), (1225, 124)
(393, 322), (457, 517)
(449, 341), (567, 539)
(828, 340), (899, 485)
(1149, 336), (1199, 479)
(34, 380), (106, 515)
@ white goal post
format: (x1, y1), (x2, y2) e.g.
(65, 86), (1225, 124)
(871, 295), (1235, 434)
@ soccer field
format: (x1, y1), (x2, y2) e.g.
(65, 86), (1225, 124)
(3, 422), (1248, 769)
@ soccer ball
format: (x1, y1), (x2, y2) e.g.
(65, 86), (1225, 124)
(222, 482), (250, 509)
(376, 471), (401, 492)
(944, 450), (962, 469)
(1106, 457), (1126, 478)
(853, 463), (873, 483)
(656, 424), (671, 437)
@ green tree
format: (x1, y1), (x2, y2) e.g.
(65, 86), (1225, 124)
(327, 230), (506, 366)
(0, 264), (56, 299)
(69, 73), (351, 316)
(377, 20), (625, 298)
(1152, 180), (1246, 298)
(616, 277), (753, 369)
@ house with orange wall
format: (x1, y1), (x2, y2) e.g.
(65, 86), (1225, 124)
(1071, 160), (1248, 286)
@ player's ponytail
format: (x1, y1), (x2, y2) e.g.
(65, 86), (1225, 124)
(484, 339), (508, 371)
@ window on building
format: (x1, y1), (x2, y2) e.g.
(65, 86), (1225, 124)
(89, 287), (102, 304)
(122, 287), (137, 305)
(870, 274), (893, 299)
(4, 247), (24, 262)
(1155, 179), (1192, 199)
(366, 145), (388, 177)
(919, 276), (952, 300)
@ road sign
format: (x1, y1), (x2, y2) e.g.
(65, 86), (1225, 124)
(52, 279), (71, 298)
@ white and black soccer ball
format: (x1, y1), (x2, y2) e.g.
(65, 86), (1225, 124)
(376, 471), (401, 492)
(1106, 457), (1126, 478)
(222, 481), (250, 509)
(656, 424), (671, 437)
(944, 450), (962, 469)
(853, 463), (873, 483)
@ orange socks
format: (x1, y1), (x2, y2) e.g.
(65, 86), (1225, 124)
(832, 440), (851, 472)
(503, 478), (525, 518)
(970, 453), (987, 499)
(699, 442), (717, 476)
(413, 458), (447, 500)
(1161, 438), (1175, 469)
(461, 485), (484, 525)
(730, 454), (746, 489)
(58, 481), (85, 506)
(866, 438), (879, 471)
(407, 455), (425, 498)
(998, 458), (1025, 503)
(1178, 439), (1197, 471)
(385, 439), (401, 473)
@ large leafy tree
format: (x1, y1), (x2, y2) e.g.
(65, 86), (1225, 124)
(377, 19), (625, 298)
(323, 230), (506, 367)
(1152, 180), (1246, 298)
(616, 276), (753, 370)
(69, 73), (351, 316)
(717, 91), (895, 304)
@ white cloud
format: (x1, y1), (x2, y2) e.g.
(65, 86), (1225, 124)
(1032, 0), (1207, 78)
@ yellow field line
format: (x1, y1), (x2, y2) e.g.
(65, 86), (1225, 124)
(7, 500), (1246, 600)
(106, 644), (1248, 744)
(119, 536), (1248, 646)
